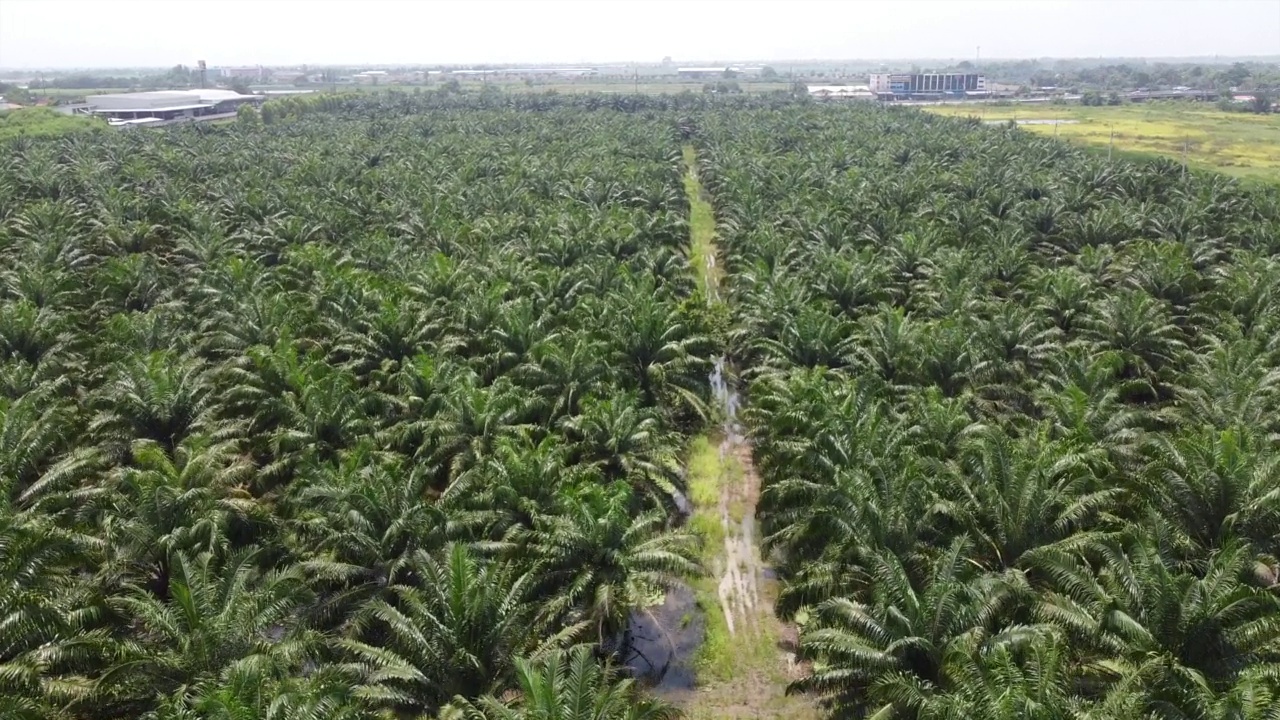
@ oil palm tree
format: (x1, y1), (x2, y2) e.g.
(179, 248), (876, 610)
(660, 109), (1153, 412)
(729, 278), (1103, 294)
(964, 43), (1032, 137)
(415, 376), (533, 489)
(144, 664), (372, 720)
(791, 539), (1027, 717)
(288, 449), (453, 626)
(87, 352), (228, 463)
(1083, 289), (1188, 390)
(1139, 429), (1280, 560)
(1176, 335), (1280, 436)
(339, 545), (578, 716)
(915, 627), (1083, 720)
(1034, 539), (1280, 708)
(561, 397), (682, 506)
(445, 646), (681, 720)
(513, 483), (699, 642)
(95, 550), (315, 718)
(749, 303), (856, 371)
(0, 512), (104, 720)
(945, 426), (1120, 571)
(511, 336), (611, 425)
(603, 285), (712, 421)
(0, 388), (93, 511)
(83, 438), (261, 598)
(265, 364), (375, 481)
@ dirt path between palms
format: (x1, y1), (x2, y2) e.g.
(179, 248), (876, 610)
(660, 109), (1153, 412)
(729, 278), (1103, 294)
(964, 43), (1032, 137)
(679, 148), (817, 720)
(687, 370), (813, 719)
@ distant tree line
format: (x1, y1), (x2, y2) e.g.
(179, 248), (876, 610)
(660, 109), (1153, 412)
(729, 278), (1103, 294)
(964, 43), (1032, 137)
(26, 64), (202, 90)
(968, 59), (1280, 92)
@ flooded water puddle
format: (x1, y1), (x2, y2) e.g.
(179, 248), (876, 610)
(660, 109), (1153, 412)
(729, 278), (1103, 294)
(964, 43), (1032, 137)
(621, 584), (704, 696)
(623, 356), (745, 693)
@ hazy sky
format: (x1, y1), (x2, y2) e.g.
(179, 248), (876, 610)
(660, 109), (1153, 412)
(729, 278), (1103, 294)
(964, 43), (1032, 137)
(1, 0), (1278, 69)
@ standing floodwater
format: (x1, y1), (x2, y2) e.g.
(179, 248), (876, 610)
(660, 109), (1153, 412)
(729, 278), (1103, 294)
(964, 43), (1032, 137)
(621, 356), (740, 694)
(620, 584), (703, 696)
(709, 357), (762, 638)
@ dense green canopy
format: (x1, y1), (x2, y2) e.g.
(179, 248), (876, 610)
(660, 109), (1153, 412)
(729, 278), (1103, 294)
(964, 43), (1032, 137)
(697, 104), (1280, 719)
(2, 92), (1280, 719)
(0, 96), (714, 719)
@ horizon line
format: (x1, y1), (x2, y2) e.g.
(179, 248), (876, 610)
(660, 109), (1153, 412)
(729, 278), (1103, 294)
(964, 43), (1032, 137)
(4, 54), (1279, 73)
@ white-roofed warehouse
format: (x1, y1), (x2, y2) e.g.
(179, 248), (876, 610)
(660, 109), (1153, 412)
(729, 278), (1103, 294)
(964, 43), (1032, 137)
(87, 89), (264, 125)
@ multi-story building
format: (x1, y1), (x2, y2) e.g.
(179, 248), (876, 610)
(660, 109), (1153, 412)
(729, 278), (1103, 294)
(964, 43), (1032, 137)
(868, 73), (986, 98)
(219, 66), (266, 80)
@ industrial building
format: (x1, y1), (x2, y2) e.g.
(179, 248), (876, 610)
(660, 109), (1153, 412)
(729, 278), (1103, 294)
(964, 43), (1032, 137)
(86, 89), (264, 126)
(868, 73), (987, 99)
(1127, 88), (1217, 102)
(500, 67), (599, 77)
(677, 66), (763, 79)
(807, 84), (875, 101)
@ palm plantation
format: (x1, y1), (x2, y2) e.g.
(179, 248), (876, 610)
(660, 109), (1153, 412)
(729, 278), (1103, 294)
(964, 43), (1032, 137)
(0, 96), (710, 719)
(1, 92), (1279, 718)
(699, 104), (1280, 718)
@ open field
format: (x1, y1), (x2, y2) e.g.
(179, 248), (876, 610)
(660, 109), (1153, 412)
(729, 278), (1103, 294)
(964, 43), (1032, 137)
(925, 102), (1280, 181)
